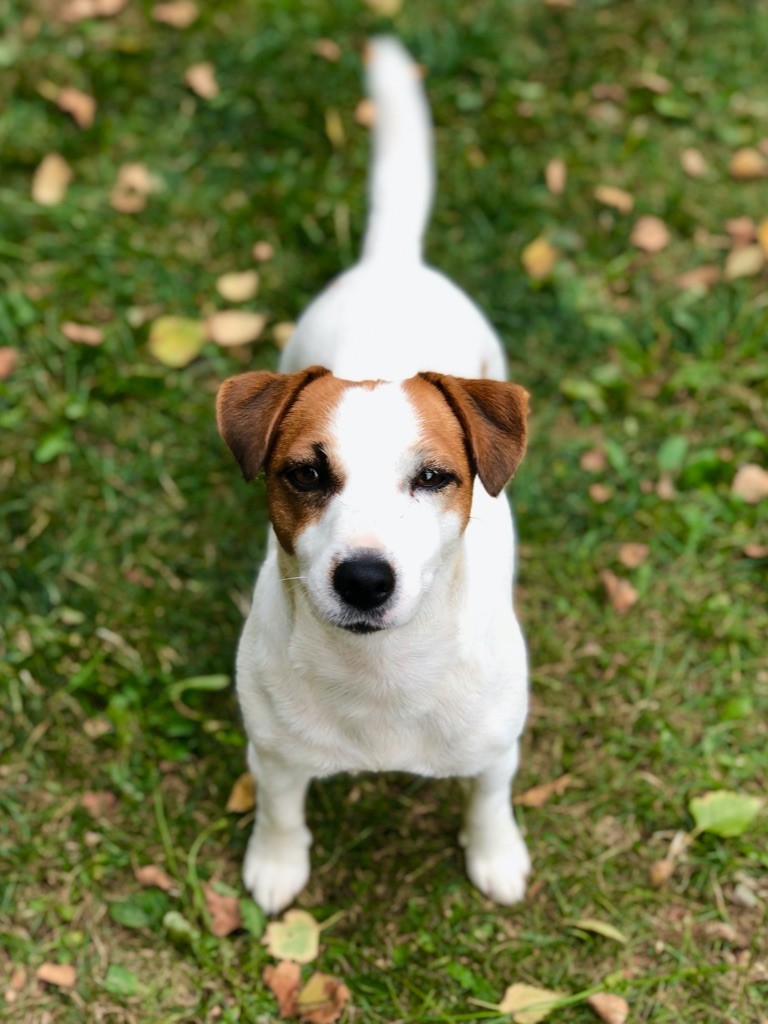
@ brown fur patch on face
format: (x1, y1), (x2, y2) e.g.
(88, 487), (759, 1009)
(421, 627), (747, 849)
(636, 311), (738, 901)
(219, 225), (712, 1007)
(402, 376), (475, 528)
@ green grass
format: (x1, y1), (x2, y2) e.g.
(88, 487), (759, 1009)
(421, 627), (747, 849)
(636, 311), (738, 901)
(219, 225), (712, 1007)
(1, 0), (767, 1021)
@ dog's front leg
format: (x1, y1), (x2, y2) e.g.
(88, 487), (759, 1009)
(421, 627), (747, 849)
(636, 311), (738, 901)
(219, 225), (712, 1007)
(460, 743), (530, 905)
(243, 745), (313, 914)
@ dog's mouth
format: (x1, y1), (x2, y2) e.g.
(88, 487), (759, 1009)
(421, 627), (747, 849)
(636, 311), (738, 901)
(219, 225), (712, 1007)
(341, 620), (384, 635)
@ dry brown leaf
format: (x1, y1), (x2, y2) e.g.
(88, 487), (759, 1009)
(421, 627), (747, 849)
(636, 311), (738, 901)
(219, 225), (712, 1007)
(313, 38), (341, 62)
(632, 70), (671, 93)
(83, 715), (111, 738)
(674, 265), (720, 290)
(252, 240), (275, 262)
(680, 147), (708, 178)
(649, 858), (675, 887)
(656, 472), (676, 500)
(203, 884), (241, 937)
(184, 62), (219, 100)
(297, 973), (352, 1024)
(522, 237), (558, 280)
(59, 0), (129, 21)
(226, 771), (256, 813)
(273, 321), (296, 349)
(56, 86), (96, 129)
(618, 542), (649, 568)
(0, 347), (18, 380)
(354, 98), (376, 128)
(545, 158), (567, 195)
(111, 162), (155, 214)
(32, 153), (72, 206)
(36, 963), (77, 989)
(5, 966), (26, 1004)
(592, 83), (627, 103)
(81, 790), (118, 816)
(498, 983), (565, 1024)
(600, 569), (638, 614)
(263, 960), (301, 1017)
(725, 216), (756, 247)
(744, 543), (768, 559)
(515, 774), (573, 808)
(152, 1), (198, 28)
(580, 448), (606, 473)
(729, 147), (768, 181)
(135, 864), (175, 891)
(61, 321), (104, 346)
(207, 310), (267, 347)
(757, 218), (768, 255)
(588, 483), (612, 504)
(594, 185), (633, 214)
(587, 993), (629, 1024)
(630, 215), (670, 253)
(732, 464), (768, 503)
(216, 270), (259, 303)
(724, 244), (765, 280)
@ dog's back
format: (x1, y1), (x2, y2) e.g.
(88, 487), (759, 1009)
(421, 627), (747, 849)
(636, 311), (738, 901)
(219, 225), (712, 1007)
(280, 38), (506, 383)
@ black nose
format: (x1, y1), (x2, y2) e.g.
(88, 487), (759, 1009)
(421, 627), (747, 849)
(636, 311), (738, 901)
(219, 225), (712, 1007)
(333, 556), (395, 611)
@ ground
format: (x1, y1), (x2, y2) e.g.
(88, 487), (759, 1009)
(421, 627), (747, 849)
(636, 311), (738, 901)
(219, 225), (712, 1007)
(1, 1), (767, 1022)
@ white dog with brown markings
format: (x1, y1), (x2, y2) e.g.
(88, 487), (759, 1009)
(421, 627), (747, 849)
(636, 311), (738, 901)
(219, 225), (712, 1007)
(216, 38), (531, 914)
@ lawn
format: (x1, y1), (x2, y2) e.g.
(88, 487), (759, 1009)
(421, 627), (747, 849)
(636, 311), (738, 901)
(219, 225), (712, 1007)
(1, 0), (767, 1022)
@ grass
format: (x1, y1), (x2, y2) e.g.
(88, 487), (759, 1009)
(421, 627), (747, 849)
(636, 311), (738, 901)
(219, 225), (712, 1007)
(1, 0), (767, 1021)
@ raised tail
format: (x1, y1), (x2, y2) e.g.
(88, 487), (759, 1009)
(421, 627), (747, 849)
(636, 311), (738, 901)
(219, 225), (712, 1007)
(362, 37), (434, 264)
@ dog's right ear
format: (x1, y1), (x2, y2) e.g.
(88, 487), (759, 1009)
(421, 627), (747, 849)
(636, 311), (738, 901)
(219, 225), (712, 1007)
(216, 365), (330, 481)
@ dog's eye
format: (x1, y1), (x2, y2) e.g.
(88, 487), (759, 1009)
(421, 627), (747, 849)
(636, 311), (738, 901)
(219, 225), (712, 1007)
(284, 464), (326, 492)
(413, 468), (454, 491)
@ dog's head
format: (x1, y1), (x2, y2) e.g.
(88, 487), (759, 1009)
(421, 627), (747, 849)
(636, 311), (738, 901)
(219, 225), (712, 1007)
(217, 367), (528, 635)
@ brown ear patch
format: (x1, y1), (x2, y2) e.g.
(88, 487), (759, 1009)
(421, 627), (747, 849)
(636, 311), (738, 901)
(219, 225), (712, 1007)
(215, 365), (330, 481)
(417, 372), (529, 496)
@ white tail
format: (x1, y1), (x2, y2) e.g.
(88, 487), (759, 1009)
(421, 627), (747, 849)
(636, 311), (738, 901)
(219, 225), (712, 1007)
(362, 37), (434, 264)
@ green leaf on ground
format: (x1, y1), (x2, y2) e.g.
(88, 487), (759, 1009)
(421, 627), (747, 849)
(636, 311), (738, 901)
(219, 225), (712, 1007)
(147, 316), (206, 368)
(689, 790), (763, 837)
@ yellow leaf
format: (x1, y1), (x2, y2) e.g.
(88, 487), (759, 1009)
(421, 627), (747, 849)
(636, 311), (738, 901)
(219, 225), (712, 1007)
(724, 244), (765, 280)
(757, 218), (768, 256)
(522, 237), (558, 280)
(32, 153), (72, 206)
(262, 909), (321, 964)
(207, 311), (267, 347)
(147, 316), (206, 368)
(497, 983), (565, 1024)
(226, 771), (256, 813)
(216, 270), (260, 303)
(564, 917), (628, 943)
(297, 972), (351, 1023)
(364, 0), (404, 14)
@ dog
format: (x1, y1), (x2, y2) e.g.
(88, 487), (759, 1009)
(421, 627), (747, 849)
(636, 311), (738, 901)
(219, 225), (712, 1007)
(216, 37), (531, 914)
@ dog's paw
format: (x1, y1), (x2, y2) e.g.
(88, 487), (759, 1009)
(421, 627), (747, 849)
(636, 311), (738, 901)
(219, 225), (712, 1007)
(243, 830), (311, 915)
(464, 833), (531, 906)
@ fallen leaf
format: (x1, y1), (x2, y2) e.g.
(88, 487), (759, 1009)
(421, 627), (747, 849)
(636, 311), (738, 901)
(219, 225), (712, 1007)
(206, 310), (267, 347)
(36, 963), (77, 989)
(600, 569), (638, 614)
(354, 98), (376, 127)
(632, 70), (671, 93)
(515, 774), (573, 808)
(81, 790), (118, 816)
(32, 153), (72, 206)
(649, 858), (675, 887)
(59, 0), (129, 21)
(594, 185), (633, 214)
(743, 543), (768, 558)
(297, 972), (351, 1024)
(263, 960), (301, 1017)
(313, 38), (341, 61)
(203, 883), (242, 937)
(363, 0), (404, 14)
(729, 147), (768, 180)
(324, 108), (344, 148)
(618, 542), (649, 568)
(152, 1), (198, 28)
(184, 62), (219, 99)
(725, 216), (756, 246)
(587, 992), (630, 1024)
(216, 270), (260, 303)
(147, 316), (206, 368)
(542, 0), (574, 8)
(564, 918), (628, 944)
(757, 218), (768, 255)
(135, 864), (175, 891)
(545, 158), (567, 195)
(0, 347), (18, 380)
(273, 321), (296, 349)
(732, 463), (768, 503)
(8, 966), (26, 993)
(252, 240), (275, 262)
(56, 86), (96, 129)
(674, 264), (720, 290)
(497, 983), (565, 1024)
(522, 237), (558, 280)
(724, 245), (765, 280)
(226, 771), (256, 813)
(690, 790), (763, 837)
(656, 472), (676, 500)
(580, 448), (606, 473)
(589, 483), (612, 504)
(61, 321), (104, 346)
(83, 715), (110, 738)
(630, 215), (670, 253)
(592, 83), (627, 103)
(111, 162), (156, 213)
(263, 909), (320, 964)
(680, 147), (708, 178)
(731, 882), (760, 909)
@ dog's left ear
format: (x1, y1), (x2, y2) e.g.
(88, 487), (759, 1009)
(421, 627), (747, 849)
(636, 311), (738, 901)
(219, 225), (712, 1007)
(418, 372), (529, 496)
(216, 365), (330, 480)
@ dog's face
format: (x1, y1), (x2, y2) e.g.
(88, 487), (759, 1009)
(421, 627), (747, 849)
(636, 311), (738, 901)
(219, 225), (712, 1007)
(217, 367), (528, 634)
